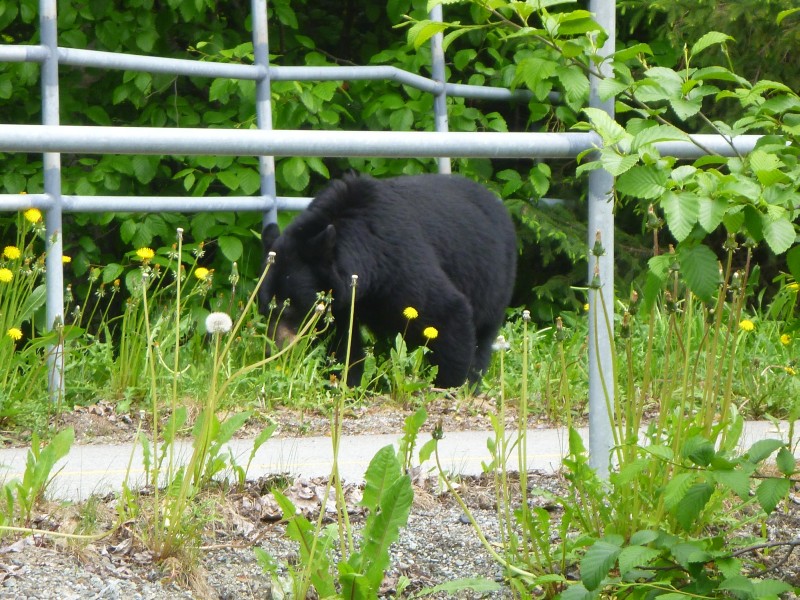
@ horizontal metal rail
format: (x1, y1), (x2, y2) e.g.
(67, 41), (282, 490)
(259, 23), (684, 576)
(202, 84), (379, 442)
(0, 44), (543, 102)
(0, 124), (761, 159)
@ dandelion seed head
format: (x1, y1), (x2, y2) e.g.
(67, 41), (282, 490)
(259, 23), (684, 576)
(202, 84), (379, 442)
(3, 246), (21, 260)
(206, 312), (233, 335)
(492, 335), (510, 351)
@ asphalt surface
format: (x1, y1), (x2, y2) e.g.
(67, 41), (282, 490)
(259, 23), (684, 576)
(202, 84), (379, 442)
(0, 421), (795, 501)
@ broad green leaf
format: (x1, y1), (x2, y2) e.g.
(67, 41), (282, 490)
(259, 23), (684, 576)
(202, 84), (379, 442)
(361, 445), (402, 512)
(718, 575), (755, 598)
(580, 540), (621, 591)
(690, 31), (733, 57)
(559, 583), (595, 600)
(618, 545), (660, 576)
(599, 152), (638, 177)
(745, 438), (784, 463)
(778, 8), (800, 25)
(632, 124), (689, 150)
(681, 436), (715, 467)
(598, 77), (628, 102)
(675, 482), (714, 531)
(214, 411), (251, 447)
(617, 165), (667, 200)
(697, 196), (727, 233)
(763, 218), (795, 255)
(756, 478), (790, 514)
(131, 155), (157, 184)
(670, 97), (702, 120)
(407, 19), (448, 49)
(787, 245), (800, 283)
(663, 472), (695, 510)
(218, 235), (243, 262)
(582, 107), (627, 145)
(711, 470), (751, 499)
(629, 530), (660, 546)
(753, 579), (794, 597)
(17, 284), (46, 325)
(776, 447), (796, 476)
(678, 244), (719, 302)
(661, 192), (699, 241)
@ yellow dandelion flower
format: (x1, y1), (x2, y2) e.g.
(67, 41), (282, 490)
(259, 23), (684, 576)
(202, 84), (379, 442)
(788, 282), (799, 291)
(781, 334), (791, 346)
(24, 208), (42, 223)
(3, 246), (21, 260)
(583, 303), (590, 312)
(136, 247), (155, 261)
(6, 328), (22, 341)
(738, 319), (755, 332)
(194, 267), (210, 280)
(423, 326), (439, 340)
(785, 366), (797, 376)
(403, 306), (419, 320)
(0, 268), (13, 283)
(62, 255), (72, 264)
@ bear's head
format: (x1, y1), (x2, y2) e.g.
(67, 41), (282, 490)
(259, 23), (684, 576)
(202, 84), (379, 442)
(258, 218), (338, 345)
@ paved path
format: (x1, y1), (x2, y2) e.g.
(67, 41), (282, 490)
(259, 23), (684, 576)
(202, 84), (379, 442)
(0, 421), (795, 501)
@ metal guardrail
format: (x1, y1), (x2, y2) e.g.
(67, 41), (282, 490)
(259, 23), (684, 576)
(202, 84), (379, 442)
(0, 0), (757, 472)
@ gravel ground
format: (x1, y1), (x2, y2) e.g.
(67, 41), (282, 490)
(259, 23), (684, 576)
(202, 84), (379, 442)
(3, 401), (800, 599)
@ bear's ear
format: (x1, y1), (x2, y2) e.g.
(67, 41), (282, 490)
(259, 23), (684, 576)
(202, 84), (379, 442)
(262, 223), (280, 252)
(305, 223), (336, 261)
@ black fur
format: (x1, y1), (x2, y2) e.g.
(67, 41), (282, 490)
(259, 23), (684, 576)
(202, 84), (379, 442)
(259, 173), (517, 388)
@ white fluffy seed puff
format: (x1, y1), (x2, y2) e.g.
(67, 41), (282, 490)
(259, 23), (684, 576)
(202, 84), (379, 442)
(205, 311), (233, 334)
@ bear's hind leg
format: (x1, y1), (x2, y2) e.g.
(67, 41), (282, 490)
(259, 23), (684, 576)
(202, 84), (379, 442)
(425, 294), (477, 388)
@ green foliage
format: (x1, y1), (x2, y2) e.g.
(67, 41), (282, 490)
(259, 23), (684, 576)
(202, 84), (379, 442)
(1, 428), (74, 528)
(259, 445), (415, 599)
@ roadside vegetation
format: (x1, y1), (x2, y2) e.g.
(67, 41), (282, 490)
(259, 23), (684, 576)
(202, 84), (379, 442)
(1, 0), (800, 598)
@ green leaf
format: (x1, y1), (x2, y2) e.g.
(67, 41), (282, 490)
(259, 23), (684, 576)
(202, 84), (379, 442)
(711, 470), (751, 500)
(753, 578), (793, 597)
(598, 78), (628, 102)
(582, 107), (626, 145)
(718, 575), (755, 598)
(407, 19), (448, 49)
(131, 155), (157, 184)
(787, 245), (800, 282)
(756, 478), (790, 514)
(678, 244), (719, 302)
(690, 31), (733, 57)
(559, 583), (595, 600)
(697, 196), (727, 233)
(580, 540), (621, 591)
(631, 124), (688, 150)
(599, 151), (638, 177)
(776, 447), (796, 476)
(746, 439), (784, 464)
(360, 445), (403, 512)
(17, 284), (46, 325)
(777, 8), (800, 25)
(218, 235), (243, 262)
(675, 482), (714, 531)
(617, 545), (660, 576)
(617, 165), (667, 200)
(664, 472), (695, 511)
(661, 191), (699, 241)
(763, 218), (795, 255)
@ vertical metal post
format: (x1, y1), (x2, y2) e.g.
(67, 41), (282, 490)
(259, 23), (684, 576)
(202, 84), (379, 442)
(587, 0), (616, 477)
(251, 0), (278, 226)
(41, 0), (65, 401)
(429, 4), (451, 174)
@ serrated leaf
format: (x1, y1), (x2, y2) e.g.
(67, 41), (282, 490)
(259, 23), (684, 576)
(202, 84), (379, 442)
(675, 482), (714, 531)
(560, 582), (595, 600)
(753, 578), (794, 597)
(746, 439), (784, 463)
(583, 107), (627, 145)
(617, 165), (667, 200)
(718, 575), (755, 597)
(670, 97), (702, 120)
(756, 478), (791, 514)
(787, 245), (800, 282)
(131, 155), (157, 184)
(629, 530), (660, 546)
(618, 545), (660, 576)
(662, 191), (699, 241)
(690, 31), (733, 57)
(763, 218), (795, 255)
(580, 541), (621, 591)
(632, 124), (689, 150)
(598, 77), (629, 101)
(697, 196), (727, 233)
(664, 472), (695, 511)
(776, 447), (796, 476)
(678, 244), (719, 302)
(218, 235), (243, 262)
(711, 470), (751, 499)
(600, 151), (639, 177)
(407, 19), (448, 49)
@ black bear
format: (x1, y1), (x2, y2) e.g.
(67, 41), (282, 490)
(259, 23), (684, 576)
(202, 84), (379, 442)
(258, 173), (517, 388)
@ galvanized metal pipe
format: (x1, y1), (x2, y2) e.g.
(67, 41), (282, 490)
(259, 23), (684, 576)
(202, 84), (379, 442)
(429, 4), (452, 174)
(0, 124), (761, 159)
(40, 0), (64, 400)
(587, 0), (617, 477)
(251, 0), (278, 227)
